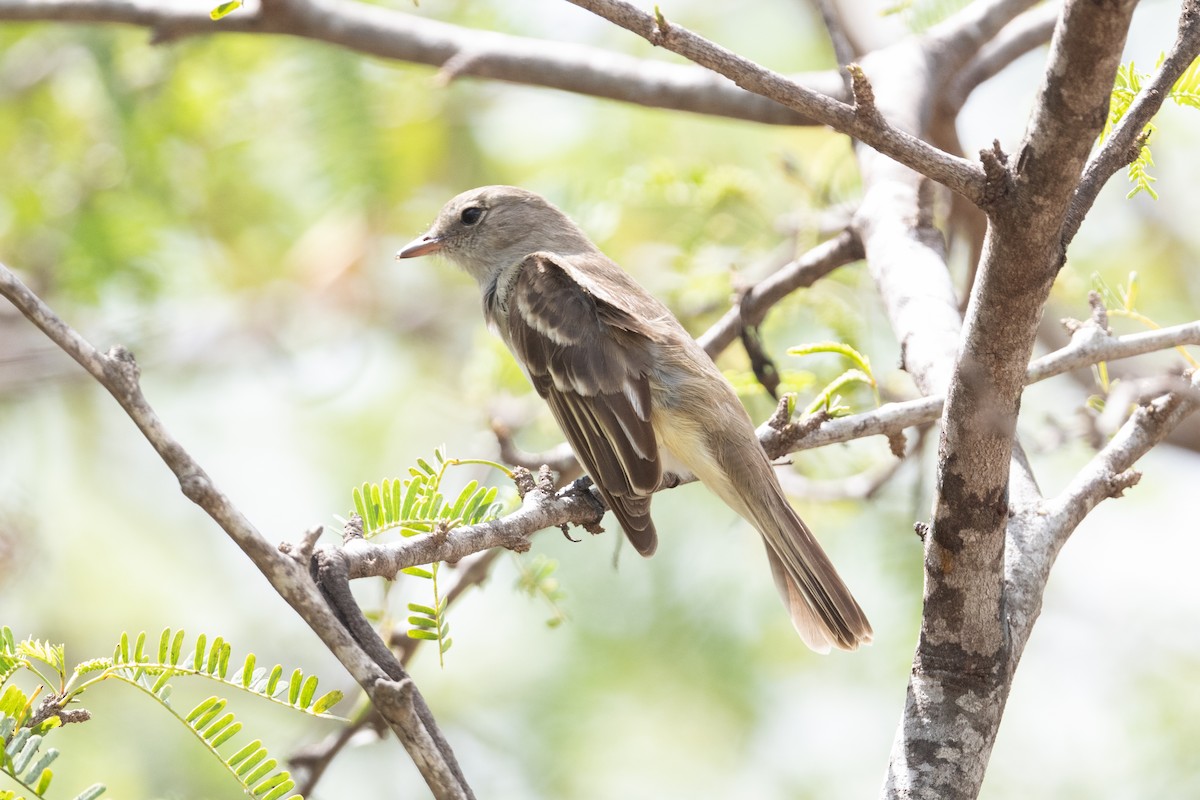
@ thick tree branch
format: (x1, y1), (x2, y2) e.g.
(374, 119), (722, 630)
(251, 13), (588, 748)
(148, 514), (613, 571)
(888, 0), (1139, 795)
(563, 0), (988, 203)
(0, 262), (475, 800)
(1062, 0), (1200, 251)
(0, 0), (846, 125)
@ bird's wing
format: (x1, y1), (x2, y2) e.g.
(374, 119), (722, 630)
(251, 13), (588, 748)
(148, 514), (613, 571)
(502, 251), (663, 556)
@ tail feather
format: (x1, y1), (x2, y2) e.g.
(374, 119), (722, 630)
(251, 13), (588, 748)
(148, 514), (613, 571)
(752, 486), (872, 652)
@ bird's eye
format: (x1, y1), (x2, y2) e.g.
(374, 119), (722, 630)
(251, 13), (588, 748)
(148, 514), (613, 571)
(460, 207), (484, 225)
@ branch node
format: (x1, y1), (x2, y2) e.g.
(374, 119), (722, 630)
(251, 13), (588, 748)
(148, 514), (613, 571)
(280, 525), (324, 562)
(103, 344), (141, 388)
(1087, 290), (1111, 334)
(1107, 468), (1141, 498)
(178, 469), (212, 505)
(512, 466), (535, 499)
(342, 513), (365, 543)
(536, 464), (556, 494)
(650, 5), (670, 46)
(979, 140), (1011, 205)
(767, 394), (794, 432)
(846, 63), (878, 119)
(373, 677), (417, 716)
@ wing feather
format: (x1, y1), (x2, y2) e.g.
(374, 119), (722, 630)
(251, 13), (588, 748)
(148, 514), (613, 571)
(500, 252), (662, 555)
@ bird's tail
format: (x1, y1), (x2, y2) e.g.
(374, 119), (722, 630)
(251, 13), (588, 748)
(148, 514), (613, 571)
(747, 482), (872, 653)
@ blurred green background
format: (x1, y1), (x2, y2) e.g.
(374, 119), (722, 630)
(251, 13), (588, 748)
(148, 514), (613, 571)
(1, 1), (1199, 798)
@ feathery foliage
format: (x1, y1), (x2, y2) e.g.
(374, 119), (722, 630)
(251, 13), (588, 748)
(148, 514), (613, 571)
(1, 626), (343, 800)
(350, 449), (510, 665)
(1103, 56), (1200, 199)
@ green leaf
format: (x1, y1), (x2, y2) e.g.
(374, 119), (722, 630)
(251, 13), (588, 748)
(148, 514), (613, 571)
(151, 670), (172, 696)
(191, 698), (226, 729)
(406, 630), (440, 641)
(297, 675), (318, 709)
(202, 712), (236, 741)
(244, 758), (277, 785)
(803, 369), (875, 416)
(370, 483), (383, 528)
(352, 486), (368, 530)
(253, 772), (293, 799)
(402, 566), (434, 579)
(209, 1), (243, 21)
(401, 476), (423, 519)
(382, 479), (397, 523)
(210, 721), (243, 748)
(787, 340), (874, 378)
(448, 480), (477, 521)
(407, 616), (438, 629)
(287, 669), (303, 706)
(170, 629), (185, 666)
(34, 764), (53, 794)
(227, 739), (263, 768)
(407, 603), (437, 616)
(186, 696), (220, 725)
(157, 628), (171, 663)
(74, 784), (108, 800)
(193, 634), (207, 673)
(310, 690), (343, 715)
(240, 653), (256, 688)
(264, 665), (283, 697)
(234, 746), (268, 776)
(417, 457), (436, 476)
(262, 779), (298, 800)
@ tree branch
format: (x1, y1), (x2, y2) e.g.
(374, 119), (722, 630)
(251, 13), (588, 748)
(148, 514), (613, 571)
(335, 313), (1200, 582)
(1005, 369), (1200, 662)
(887, 0), (1140, 795)
(0, 261), (475, 800)
(923, 0), (1043, 71)
(0, 0), (847, 125)
(943, 3), (1060, 114)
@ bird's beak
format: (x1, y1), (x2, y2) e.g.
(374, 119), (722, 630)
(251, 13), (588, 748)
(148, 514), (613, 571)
(396, 233), (444, 259)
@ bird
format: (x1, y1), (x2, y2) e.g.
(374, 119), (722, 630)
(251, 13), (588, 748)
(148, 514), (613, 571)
(397, 185), (871, 653)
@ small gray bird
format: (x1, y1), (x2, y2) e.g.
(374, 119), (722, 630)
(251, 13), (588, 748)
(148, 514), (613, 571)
(398, 186), (871, 652)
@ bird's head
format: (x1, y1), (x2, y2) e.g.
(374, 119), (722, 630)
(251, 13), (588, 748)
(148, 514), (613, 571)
(396, 185), (594, 286)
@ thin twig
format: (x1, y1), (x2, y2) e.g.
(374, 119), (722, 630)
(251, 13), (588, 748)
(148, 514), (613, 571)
(698, 230), (865, 358)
